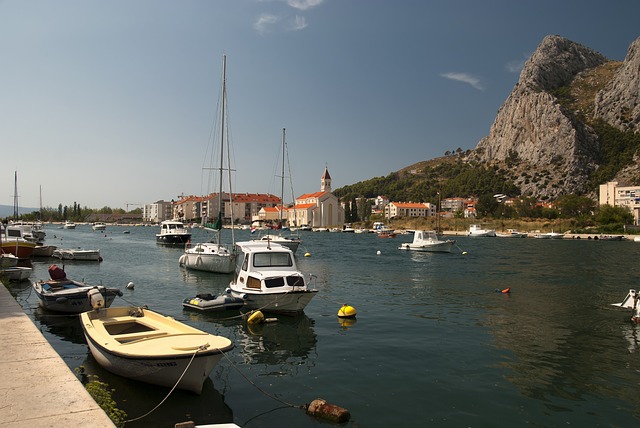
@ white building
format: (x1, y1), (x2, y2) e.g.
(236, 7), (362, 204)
(599, 181), (640, 224)
(290, 167), (344, 228)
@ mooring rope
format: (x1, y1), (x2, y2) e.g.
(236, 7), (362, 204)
(123, 345), (207, 424)
(220, 349), (303, 410)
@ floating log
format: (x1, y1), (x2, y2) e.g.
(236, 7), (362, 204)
(306, 398), (351, 423)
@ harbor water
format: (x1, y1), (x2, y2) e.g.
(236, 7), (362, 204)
(6, 224), (640, 427)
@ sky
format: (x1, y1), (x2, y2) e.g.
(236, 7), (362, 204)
(2, 0), (639, 211)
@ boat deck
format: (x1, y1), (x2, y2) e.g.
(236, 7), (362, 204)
(0, 283), (115, 427)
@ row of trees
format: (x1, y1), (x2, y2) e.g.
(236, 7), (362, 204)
(9, 204), (136, 223)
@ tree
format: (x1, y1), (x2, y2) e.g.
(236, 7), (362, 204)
(595, 204), (633, 225)
(475, 194), (499, 218)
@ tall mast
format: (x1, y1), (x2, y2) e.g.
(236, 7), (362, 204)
(216, 55), (227, 237)
(13, 171), (18, 219)
(280, 128), (285, 225)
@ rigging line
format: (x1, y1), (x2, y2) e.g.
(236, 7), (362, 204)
(220, 349), (303, 410)
(123, 346), (206, 424)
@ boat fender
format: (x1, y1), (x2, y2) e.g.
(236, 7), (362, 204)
(55, 297), (68, 304)
(178, 254), (186, 266)
(196, 256), (202, 266)
(338, 304), (357, 318)
(305, 398), (351, 423)
(247, 310), (264, 324)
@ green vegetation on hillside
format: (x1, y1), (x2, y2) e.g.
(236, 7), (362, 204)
(334, 159), (520, 204)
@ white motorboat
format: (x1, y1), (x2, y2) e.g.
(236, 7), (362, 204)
(612, 289), (640, 322)
(1, 266), (33, 281)
(227, 240), (317, 314)
(468, 224), (496, 237)
(534, 231), (564, 239)
(92, 222), (107, 231)
(53, 248), (102, 261)
(156, 220), (192, 246)
(496, 229), (528, 238)
(63, 221), (76, 229)
(80, 305), (234, 394)
(398, 230), (456, 253)
(33, 265), (122, 313)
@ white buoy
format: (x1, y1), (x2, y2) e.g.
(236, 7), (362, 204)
(376, 250), (381, 255)
(126, 281), (135, 290)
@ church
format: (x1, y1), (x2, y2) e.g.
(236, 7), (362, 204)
(287, 166), (344, 228)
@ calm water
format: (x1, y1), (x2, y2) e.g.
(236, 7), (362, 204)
(6, 225), (640, 427)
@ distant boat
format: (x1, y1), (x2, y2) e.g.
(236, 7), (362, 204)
(156, 220), (191, 246)
(468, 224), (496, 237)
(63, 221), (76, 229)
(534, 231), (563, 239)
(398, 230), (456, 253)
(496, 229), (528, 238)
(53, 248), (102, 261)
(92, 222), (107, 231)
(0, 266), (33, 281)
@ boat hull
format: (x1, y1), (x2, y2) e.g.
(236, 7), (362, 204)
(53, 249), (101, 261)
(80, 306), (234, 394)
(228, 288), (317, 314)
(33, 283), (121, 313)
(1, 266), (33, 281)
(180, 244), (236, 273)
(399, 241), (455, 253)
(1, 240), (36, 259)
(156, 234), (192, 246)
(83, 332), (222, 394)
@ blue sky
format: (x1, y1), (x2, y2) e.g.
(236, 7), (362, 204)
(2, 0), (639, 211)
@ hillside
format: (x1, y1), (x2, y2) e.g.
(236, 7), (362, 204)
(336, 35), (640, 203)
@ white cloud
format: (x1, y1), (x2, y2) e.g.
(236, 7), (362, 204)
(506, 53), (531, 73)
(440, 72), (484, 90)
(288, 0), (323, 10)
(254, 13), (279, 35)
(288, 15), (308, 31)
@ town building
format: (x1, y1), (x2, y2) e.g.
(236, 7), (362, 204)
(599, 181), (640, 224)
(385, 202), (435, 219)
(289, 167), (344, 228)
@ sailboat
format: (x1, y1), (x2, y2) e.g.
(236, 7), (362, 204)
(179, 55), (236, 274)
(256, 128), (301, 253)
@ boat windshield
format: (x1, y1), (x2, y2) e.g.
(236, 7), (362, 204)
(253, 252), (292, 268)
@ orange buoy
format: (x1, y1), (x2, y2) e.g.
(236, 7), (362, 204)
(501, 287), (511, 293)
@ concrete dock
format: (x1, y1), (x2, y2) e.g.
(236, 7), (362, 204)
(0, 283), (115, 428)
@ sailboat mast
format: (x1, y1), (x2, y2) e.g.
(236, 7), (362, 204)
(217, 55), (227, 235)
(280, 128), (285, 225)
(13, 171), (18, 219)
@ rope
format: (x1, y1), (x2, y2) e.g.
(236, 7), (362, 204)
(123, 345), (207, 424)
(220, 350), (303, 410)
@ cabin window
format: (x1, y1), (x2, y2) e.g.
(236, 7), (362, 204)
(242, 254), (249, 271)
(264, 277), (285, 288)
(247, 276), (261, 289)
(253, 252), (292, 268)
(287, 275), (305, 287)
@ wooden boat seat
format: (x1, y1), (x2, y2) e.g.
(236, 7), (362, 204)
(113, 330), (169, 344)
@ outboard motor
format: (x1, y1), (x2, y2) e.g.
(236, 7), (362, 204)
(88, 288), (105, 309)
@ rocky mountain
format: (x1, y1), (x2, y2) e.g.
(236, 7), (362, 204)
(471, 34), (640, 199)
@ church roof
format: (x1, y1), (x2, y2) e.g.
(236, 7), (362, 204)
(321, 167), (331, 180)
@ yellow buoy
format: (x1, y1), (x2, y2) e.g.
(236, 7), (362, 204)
(247, 310), (265, 325)
(304, 252), (311, 257)
(338, 304), (357, 318)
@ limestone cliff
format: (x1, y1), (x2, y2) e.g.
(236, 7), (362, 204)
(472, 35), (640, 198)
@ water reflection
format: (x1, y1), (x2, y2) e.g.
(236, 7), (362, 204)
(34, 308), (86, 345)
(79, 353), (234, 428)
(236, 314), (317, 368)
